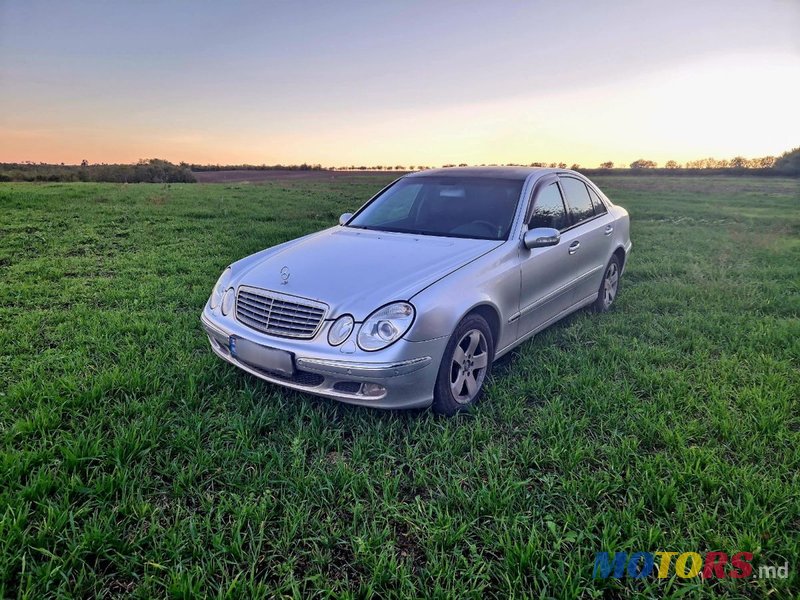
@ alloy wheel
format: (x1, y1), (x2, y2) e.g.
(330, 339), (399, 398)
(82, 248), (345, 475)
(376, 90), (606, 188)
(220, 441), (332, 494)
(603, 261), (619, 309)
(450, 329), (489, 404)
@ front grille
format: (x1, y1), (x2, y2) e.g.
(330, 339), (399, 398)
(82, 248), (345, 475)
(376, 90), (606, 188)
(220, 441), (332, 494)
(235, 286), (327, 339)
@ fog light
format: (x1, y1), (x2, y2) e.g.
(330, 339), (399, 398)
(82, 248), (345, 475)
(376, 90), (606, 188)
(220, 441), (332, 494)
(328, 314), (355, 346)
(360, 382), (386, 397)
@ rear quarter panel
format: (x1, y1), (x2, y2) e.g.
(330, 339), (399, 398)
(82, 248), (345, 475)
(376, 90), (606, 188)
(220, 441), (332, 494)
(610, 205), (631, 270)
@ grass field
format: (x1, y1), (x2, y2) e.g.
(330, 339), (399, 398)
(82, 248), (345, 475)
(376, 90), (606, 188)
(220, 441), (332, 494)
(1, 175), (798, 598)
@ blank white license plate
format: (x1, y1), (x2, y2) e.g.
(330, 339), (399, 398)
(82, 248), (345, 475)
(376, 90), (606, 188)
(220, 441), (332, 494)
(229, 336), (294, 377)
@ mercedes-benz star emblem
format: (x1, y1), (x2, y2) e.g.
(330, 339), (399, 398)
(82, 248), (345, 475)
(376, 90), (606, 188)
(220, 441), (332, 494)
(280, 266), (290, 284)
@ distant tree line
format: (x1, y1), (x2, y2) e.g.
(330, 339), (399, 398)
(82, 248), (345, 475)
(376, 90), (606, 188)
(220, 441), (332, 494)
(333, 165), (415, 171)
(0, 159), (196, 183)
(578, 147), (799, 176)
(193, 163), (410, 172)
(190, 163), (324, 172)
(2, 148), (798, 182)
(773, 147), (800, 174)
(624, 156), (777, 169)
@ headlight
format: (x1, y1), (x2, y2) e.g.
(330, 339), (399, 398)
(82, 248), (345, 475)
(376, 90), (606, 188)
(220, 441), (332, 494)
(328, 314), (354, 346)
(221, 288), (235, 316)
(210, 267), (232, 309)
(357, 302), (415, 351)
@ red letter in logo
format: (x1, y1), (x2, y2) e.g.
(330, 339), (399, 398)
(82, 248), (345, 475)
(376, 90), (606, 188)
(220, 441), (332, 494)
(729, 552), (753, 578)
(702, 552), (728, 579)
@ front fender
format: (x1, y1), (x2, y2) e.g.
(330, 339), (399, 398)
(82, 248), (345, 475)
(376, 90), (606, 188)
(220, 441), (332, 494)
(404, 244), (520, 350)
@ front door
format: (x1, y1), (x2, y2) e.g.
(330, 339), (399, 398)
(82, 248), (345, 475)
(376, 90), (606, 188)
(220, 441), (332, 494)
(518, 179), (580, 337)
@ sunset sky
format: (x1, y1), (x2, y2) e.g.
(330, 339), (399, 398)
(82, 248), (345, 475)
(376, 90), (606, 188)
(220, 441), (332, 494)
(1, 0), (798, 167)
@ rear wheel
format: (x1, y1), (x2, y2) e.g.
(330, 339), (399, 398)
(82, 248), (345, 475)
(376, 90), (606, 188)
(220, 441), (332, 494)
(432, 314), (494, 415)
(593, 255), (621, 312)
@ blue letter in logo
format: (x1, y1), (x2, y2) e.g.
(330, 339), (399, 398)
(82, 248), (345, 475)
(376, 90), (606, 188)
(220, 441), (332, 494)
(594, 552), (628, 579)
(627, 552), (655, 578)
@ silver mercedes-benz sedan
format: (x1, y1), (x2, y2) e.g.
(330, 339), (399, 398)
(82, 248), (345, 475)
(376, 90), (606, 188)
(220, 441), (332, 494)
(201, 167), (631, 414)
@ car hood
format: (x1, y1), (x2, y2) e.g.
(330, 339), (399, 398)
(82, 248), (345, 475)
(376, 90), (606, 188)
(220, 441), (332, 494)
(232, 227), (502, 320)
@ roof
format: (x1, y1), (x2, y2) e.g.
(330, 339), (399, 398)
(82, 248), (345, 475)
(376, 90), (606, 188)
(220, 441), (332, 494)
(405, 166), (561, 181)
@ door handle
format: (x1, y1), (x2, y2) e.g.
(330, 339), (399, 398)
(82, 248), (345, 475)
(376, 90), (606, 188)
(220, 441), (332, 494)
(568, 241), (580, 255)
(604, 225), (614, 236)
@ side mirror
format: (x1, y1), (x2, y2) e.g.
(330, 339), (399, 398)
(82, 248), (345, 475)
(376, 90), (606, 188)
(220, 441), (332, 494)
(339, 212), (353, 225)
(523, 227), (560, 249)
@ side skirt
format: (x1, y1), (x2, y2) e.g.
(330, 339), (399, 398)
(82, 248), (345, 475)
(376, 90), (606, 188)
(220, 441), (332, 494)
(494, 293), (598, 360)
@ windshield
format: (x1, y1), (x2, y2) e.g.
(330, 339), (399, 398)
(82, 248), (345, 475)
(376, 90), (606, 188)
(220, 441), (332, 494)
(347, 176), (524, 240)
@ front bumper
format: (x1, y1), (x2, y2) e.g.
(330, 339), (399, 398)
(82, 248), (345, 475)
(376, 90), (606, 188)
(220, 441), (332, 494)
(201, 305), (447, 409)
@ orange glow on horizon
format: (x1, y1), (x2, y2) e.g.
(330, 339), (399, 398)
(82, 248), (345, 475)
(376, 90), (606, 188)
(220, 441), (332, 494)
(5, 51), (797, 169)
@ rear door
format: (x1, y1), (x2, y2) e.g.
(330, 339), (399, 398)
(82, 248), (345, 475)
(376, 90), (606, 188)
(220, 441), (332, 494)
(558, 176), (614, 303)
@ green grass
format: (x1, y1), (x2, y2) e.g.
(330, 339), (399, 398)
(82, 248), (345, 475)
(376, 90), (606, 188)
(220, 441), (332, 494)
(1, 175), (798, 598)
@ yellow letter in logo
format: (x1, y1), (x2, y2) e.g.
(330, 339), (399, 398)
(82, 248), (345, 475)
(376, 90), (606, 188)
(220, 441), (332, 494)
(655, 552), (678, 578)
(675, 552), (702, 578)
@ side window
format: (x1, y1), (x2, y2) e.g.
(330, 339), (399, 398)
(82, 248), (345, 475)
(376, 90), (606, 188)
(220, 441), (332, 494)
(560, 177), (595, 224)
(528, 182), (568, 231)
(588, 186), (608, 215)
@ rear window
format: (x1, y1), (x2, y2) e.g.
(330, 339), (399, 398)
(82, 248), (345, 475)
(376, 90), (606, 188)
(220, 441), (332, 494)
(588, 186), (608, 215)
(560, 177), (595, 224)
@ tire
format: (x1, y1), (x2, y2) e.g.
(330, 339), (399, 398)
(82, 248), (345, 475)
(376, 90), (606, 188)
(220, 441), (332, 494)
(593, 254), (621, 313)
(432, 314), (494, 415)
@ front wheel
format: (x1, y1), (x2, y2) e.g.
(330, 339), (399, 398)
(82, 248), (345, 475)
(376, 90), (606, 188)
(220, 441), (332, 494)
(432, 314), (494, 415)
(593, 255), (621, 313)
